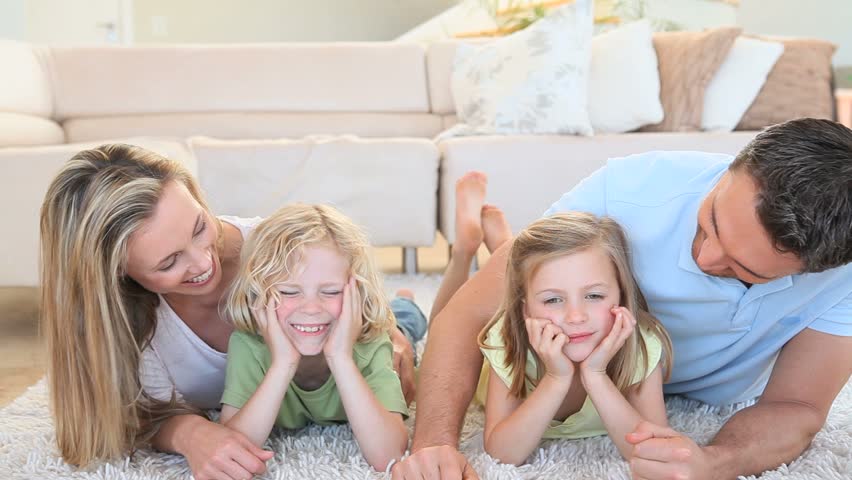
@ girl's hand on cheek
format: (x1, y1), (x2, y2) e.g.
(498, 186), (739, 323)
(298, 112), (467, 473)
(256, 299), (300, 369)
(525, 317), (574, 385)
(323, 277), (362, 365)
(580, 306), (636, 377)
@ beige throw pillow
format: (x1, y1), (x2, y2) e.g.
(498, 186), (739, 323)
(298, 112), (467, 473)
(640, 27), (741, 132)
(736, 37), (837, 131)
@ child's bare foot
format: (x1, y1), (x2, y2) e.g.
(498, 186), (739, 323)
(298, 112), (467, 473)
(481, 204), (512, 253)
(395, 288), (415, 301)
(453, 171), (487, 258)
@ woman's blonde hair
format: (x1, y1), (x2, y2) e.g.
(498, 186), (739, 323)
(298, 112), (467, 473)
(478, 212), (672, 398)
(225, 203), (395, 342)
(40, 144), (209, 466)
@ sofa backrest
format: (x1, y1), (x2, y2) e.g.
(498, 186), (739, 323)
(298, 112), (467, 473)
(48, 43), (432, 118)
(0, 41), (64, 147)
(426, 41), (461, 116)
(0, 41), (53, 117)
(44, 43), (442, 141)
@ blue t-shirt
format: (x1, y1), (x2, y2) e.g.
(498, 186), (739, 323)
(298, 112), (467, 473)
(545, 151), (852, 405)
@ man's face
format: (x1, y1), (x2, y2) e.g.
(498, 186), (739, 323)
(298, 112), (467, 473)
(691, 170), (803, 284)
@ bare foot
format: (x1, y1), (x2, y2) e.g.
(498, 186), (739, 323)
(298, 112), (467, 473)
(453, 171), (487, 257)
(395, 288), (415, 301)
(481, 204), (512, 253)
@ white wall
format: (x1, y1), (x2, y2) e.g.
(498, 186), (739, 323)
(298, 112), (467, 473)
(644, 0), (737, 30)
(738, 0), (852, 66)
(27, 0), (120, 44)
(0, 0), (26, 40)
(4, 0), (851, 68)
(1, 0), (125, 44)
(626, 0), (851, 66)
(132, 0), (457, 43)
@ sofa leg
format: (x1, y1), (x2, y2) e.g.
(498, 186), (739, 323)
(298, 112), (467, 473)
(403, 247), (418, 275)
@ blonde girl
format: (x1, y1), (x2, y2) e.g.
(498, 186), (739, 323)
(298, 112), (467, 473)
(477, 212), (673, 465)
(221, 204), (415, 471)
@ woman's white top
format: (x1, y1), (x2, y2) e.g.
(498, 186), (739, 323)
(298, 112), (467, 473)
(139, 215), (262, 409)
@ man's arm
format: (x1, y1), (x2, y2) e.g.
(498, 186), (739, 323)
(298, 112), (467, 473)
(629, 328), (852, 480)
(707, 328), (852, 477)
(411, 242), (510, 450)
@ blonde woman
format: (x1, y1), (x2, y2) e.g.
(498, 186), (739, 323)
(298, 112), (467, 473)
(221, 204), (418, 471)
(476, 212), (673, 465)
(39, 144), (422, 480)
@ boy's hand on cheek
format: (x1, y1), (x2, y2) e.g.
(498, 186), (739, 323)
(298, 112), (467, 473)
(257, 299), (301, 369)
(324, 277), (362, 366)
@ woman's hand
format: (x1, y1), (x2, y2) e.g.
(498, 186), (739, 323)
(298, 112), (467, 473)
(580, 306), (636, 377)
(183, 416), (274, 480)
(324, 277), (363, 365)
(255, 298), (300, 369)
(525, 317), (574, 385)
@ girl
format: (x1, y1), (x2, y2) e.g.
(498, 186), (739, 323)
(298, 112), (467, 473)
(220, 203), (412, 472)
(477, 212), (673, 465)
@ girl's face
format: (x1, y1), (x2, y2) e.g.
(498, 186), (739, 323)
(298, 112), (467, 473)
(126, 181), (222, 296)
(524, 247), (621, 363)
(274, 243), (350, 356)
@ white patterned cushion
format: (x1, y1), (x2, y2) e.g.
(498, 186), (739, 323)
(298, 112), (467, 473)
(448, 1), (594, 136)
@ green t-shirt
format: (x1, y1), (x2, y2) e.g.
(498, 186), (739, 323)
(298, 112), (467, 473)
(221, 330), (409, 429)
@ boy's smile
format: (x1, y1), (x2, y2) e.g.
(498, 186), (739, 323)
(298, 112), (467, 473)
(274, 243), (349, 356)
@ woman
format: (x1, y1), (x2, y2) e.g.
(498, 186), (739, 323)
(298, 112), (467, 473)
(40, 144), (419, 480)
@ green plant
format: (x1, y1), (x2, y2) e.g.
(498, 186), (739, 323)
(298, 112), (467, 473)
(473, 0), (682, 33)
(476, 0), (550, 34)
(503, 3), (549, 31)
(610, 0), (680, 31)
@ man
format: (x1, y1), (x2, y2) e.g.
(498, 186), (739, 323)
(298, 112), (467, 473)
(392, 118), (852, 480)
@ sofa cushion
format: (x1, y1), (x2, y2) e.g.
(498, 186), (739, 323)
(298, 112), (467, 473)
(49, 44), (431, 119)
(702, 36), (784, 132)
(63, 112), (444, 143)
(0, 113), (64, 147)
(588, 20), (663, 133)
(427, 42), (462, 115)
(0, 41), (53, 117)
(189, 136), (439, 247)
(449, 2), (594, 136)
(736, 37), (837, 131)
(442, 115), (459, 130)
(640, 27), (741, 132)
(0, 138), (194, 286)
(438, 131), (758, 242)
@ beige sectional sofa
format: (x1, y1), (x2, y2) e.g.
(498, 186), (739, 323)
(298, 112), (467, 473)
(1, 40), (765, 286)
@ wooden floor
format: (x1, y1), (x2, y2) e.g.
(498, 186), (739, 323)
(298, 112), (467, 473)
(0, 234), (488, 407)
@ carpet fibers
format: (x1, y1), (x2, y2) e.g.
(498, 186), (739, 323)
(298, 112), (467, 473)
(1, 274), (850, 479)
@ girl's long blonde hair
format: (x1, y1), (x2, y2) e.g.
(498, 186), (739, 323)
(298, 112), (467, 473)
(478, 212), (673, 398)
(225, 203), (395, 341)
(40, 144), (208, 466)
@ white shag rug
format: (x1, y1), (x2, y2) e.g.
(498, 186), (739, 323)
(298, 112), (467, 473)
(1, 274), (850, 479)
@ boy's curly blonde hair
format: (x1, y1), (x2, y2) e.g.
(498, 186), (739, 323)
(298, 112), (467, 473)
(225, 203), (395, 342)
